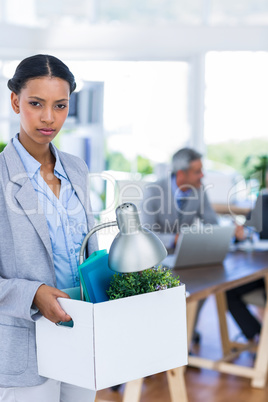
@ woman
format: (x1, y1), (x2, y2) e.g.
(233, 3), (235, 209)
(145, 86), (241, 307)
(0, 55), (98, 401)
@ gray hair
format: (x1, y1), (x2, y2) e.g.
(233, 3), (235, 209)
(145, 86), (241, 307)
(171, 147), (202, 173)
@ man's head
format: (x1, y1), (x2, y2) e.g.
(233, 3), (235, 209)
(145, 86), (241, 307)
(171, 147), (204, 190)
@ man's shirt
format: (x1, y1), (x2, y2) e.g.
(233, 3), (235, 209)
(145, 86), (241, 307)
(171, 174), (193, 212)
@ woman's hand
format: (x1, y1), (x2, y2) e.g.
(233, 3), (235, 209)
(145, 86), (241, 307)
(33, 284), (72, 323)
(174, 233), (179, 247)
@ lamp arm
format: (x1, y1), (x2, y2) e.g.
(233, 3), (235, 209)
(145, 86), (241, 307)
(79, 221), (117, 265)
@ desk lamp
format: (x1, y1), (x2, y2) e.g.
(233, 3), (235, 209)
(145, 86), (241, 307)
(79, 203), (167, 299)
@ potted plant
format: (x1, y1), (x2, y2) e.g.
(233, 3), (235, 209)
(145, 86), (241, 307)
(0, 142), (7, 153)
(107, 266), (180, 300)
(243, 154), (268, 190)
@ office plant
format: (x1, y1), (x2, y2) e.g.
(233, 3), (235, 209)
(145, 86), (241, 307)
(244, 154), (268, 190)
(107, 266), (180, 300)
(0, 143), (7, 153)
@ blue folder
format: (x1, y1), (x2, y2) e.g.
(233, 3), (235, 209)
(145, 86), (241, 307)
(62, 286), (81, 300)
(78, 249), (115, 303)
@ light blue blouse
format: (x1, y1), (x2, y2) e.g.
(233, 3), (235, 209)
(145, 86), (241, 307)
(13, 135), (88, 290)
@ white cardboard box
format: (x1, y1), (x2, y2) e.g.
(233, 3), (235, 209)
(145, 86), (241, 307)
(36, 284), (187, 390)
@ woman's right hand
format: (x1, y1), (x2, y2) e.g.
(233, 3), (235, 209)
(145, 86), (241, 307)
(33, 284), (72, 323)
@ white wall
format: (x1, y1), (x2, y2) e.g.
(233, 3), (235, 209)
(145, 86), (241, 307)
(0, 24), (268, 61)
(1, 21), (267, 161)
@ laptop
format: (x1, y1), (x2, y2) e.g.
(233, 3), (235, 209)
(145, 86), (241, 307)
(162, 225), (235, 269)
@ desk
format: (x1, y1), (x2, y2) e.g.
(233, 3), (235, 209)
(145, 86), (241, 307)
(97, 250), (268, 402)
(212, 203), (251, 216)
(174, 250), (268, 389)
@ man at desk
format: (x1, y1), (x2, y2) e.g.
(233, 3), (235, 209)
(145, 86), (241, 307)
(141, 147), (247, 340)
(141, 148), (219, 343)
(226, 189), (268, 341)
(141, 148), (218, 250)
(142, 147), (244, 248)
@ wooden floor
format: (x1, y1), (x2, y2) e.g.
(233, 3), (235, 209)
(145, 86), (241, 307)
(96, 296), (268, 402)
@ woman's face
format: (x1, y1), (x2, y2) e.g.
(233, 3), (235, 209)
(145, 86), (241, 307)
(11, 76), (70, 148)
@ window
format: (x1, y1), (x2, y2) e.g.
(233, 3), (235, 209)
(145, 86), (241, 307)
(67, 60), (190, 170)
(204, 51), (268, 199)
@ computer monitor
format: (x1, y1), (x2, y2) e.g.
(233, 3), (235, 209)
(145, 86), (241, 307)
(245, 192), (268, 239)
(260, 193), (268, 239)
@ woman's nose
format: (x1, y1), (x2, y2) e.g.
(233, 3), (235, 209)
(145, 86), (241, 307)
(41, 107), (54, 124)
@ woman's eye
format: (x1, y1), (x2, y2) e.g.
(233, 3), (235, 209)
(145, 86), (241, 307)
(56, 104), (67, 110)
(30, 101), (41, 107)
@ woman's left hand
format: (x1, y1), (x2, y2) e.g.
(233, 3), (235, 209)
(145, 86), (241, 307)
(33, 284), (72, 323)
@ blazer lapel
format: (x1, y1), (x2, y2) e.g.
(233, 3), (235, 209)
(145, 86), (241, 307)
(58, 151), (98, 258)
(15, 182), (54, 262)
(4, 141), (54, 265)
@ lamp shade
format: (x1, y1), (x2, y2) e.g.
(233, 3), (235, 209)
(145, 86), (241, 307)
(108, 203), (167, 273)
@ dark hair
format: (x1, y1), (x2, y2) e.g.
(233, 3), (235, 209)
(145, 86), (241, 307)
(171, 147), (202, 173)
(7, 54), (76, 95)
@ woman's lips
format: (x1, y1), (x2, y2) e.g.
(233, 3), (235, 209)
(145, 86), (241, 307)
(38, 128), (55, 136)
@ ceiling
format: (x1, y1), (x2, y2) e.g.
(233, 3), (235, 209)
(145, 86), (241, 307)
(0, 0), (268, 61)
(3, 0), (268, 27)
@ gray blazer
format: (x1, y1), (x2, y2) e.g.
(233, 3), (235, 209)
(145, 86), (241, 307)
(141, 177), (218, 247)
(0, 140), (98, 387)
